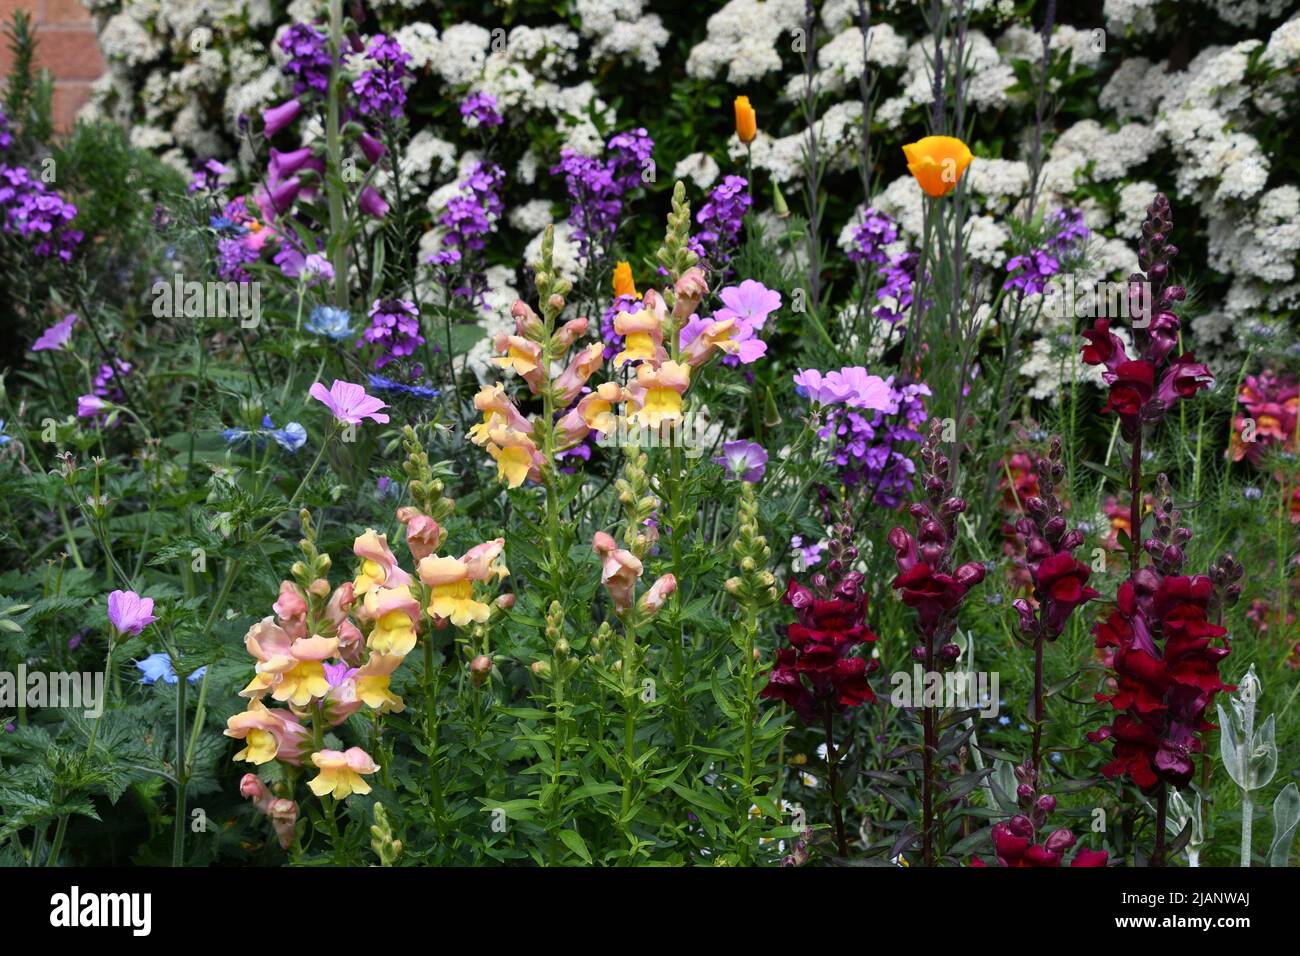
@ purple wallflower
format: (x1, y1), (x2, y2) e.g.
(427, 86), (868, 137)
(0, 164), (83, 261)
(821, 378), (931, 508)
(351, 34), (411, 119)
(432, 161), (504, 303)
(359, 298), (424, 369)
(1004, 249), (1061, 296)
(873, 251), (918, 324)
(715, 440), (768, 482)
(460, 92), (503, 129)
(846, 208), (898, 266)
(690, 175), (751, 270)
(280, 22), (333, 96)
(1046, 207), (1089, 253)
(552, 128), (654, 262)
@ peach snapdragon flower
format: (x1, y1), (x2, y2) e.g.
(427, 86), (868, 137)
(308, 747), (379, 799)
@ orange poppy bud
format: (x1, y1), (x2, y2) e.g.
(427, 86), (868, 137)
(902, 136), (974, 197)
(734, 96), (757, 144)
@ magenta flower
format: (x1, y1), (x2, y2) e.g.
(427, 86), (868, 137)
(309, 380), (391, 425)
(359, 133), (386, 164)
(269, 146), (315, 181)
(262, 99), (302, 137)
(358, 186), (389, 219)
(715, 280), (781, 330)
(77, 394), (108, 418)
(30, 313), (77, 352)
(715, 440), (768, 482)
(107, 589), (158, 636)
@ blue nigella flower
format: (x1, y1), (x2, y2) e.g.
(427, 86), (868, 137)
(222, 427), (252, 445)
(367, 374), (440, 400)
(271, 421), (307, 453)
(0, 419), (11, 446)
(209, 215), (247, 237)
(137, 652), (207, 685)
(305, 305), (353, 340)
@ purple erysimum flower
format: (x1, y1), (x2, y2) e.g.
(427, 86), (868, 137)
(846, 208), (899, 266)
(279, 22), (332, 96)
(351, 34), (411, 119)
(715, 440), (768, 482)
(359, 298), (423, 369)
(262, 99), (302, 137)
(309, 379), (391, 425)
(30, 313), (77, 351)
(188, 158), (228, 194)
(108, 589), (158, 636)
(460, 91), (503, 129)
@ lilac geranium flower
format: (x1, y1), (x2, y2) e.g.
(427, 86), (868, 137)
(309, 380), (391, 425)
(108, 589), (158, 637)
(793, 366), (895, 411)
(30, 313), (77, 351)
(715, 280), (782, 330)
(77, 394), (108, 418)
(137, 652), (206, 685)
(715, 440), (768, 482)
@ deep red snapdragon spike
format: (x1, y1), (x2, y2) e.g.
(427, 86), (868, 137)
(760, 521), (878, 723)
(1090, 479), (1233, 791)
(1080, 195), (1213, 433)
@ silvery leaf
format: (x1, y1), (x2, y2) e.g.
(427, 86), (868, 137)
(1268, 783), (1299, 868)
(1218, 701), (1245, 789)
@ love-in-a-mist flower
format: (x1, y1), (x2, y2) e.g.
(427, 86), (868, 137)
(107, 589), (157, 637)
(225, 698), (310, 765)
(137, 653), (206, 685)
(30, 313), (76, 351)
(715, 440), (768, 482)
(902, 136), (973, 197)
(308, 747), (379, 799)
(627, 361), (691, 429)
(734, 96), (757, 144)
(309, 379), (391, 425)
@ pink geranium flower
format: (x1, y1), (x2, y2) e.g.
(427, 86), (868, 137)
(107, 589), (158, 636)
(308, 380), (391, 425)
(31, 313), (77, 352)
(715, 280), (782, 330)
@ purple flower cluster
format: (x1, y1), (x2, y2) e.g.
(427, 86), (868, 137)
(689, 175), (751, 269)
(821, 377), (932, 508)
(873, 251), (918, 324)
(360, 298), (424, 370)
(0, 164), (83, 261)
(1004, 207), (1090, 296)
(188, 158), (228, 194)
(94, 358), (132, 404)
(552, 128), (654, 257)
(0, 107), (12, 151)
(460, 92), (503, 130)
(432, 161), (505, 302)
(846, 208), (898, 266)
(351, 34), (411, 120)
(280, 23), (333, 97)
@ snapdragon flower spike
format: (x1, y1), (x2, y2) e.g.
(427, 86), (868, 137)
(888, 423), (985, 668)
(1230, 369), (1299, 465)
(971, 814), (1108, 867)
(239, 774), (300, 849)
(1080, 194), (1212, 436)
(1088, 476), (1233, 790)
(1009, 437), (1099, 641)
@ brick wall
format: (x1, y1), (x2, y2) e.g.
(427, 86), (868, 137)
(0, 0), (104, 132)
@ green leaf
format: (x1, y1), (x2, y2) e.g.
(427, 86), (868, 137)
(558, 828), (592, 863)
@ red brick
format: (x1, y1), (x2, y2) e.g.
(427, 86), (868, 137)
(0, 26), (103, 81)
(0, 1), (40, 26)
(51, 79), (92, 131)
(44, 0), (94, 25)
